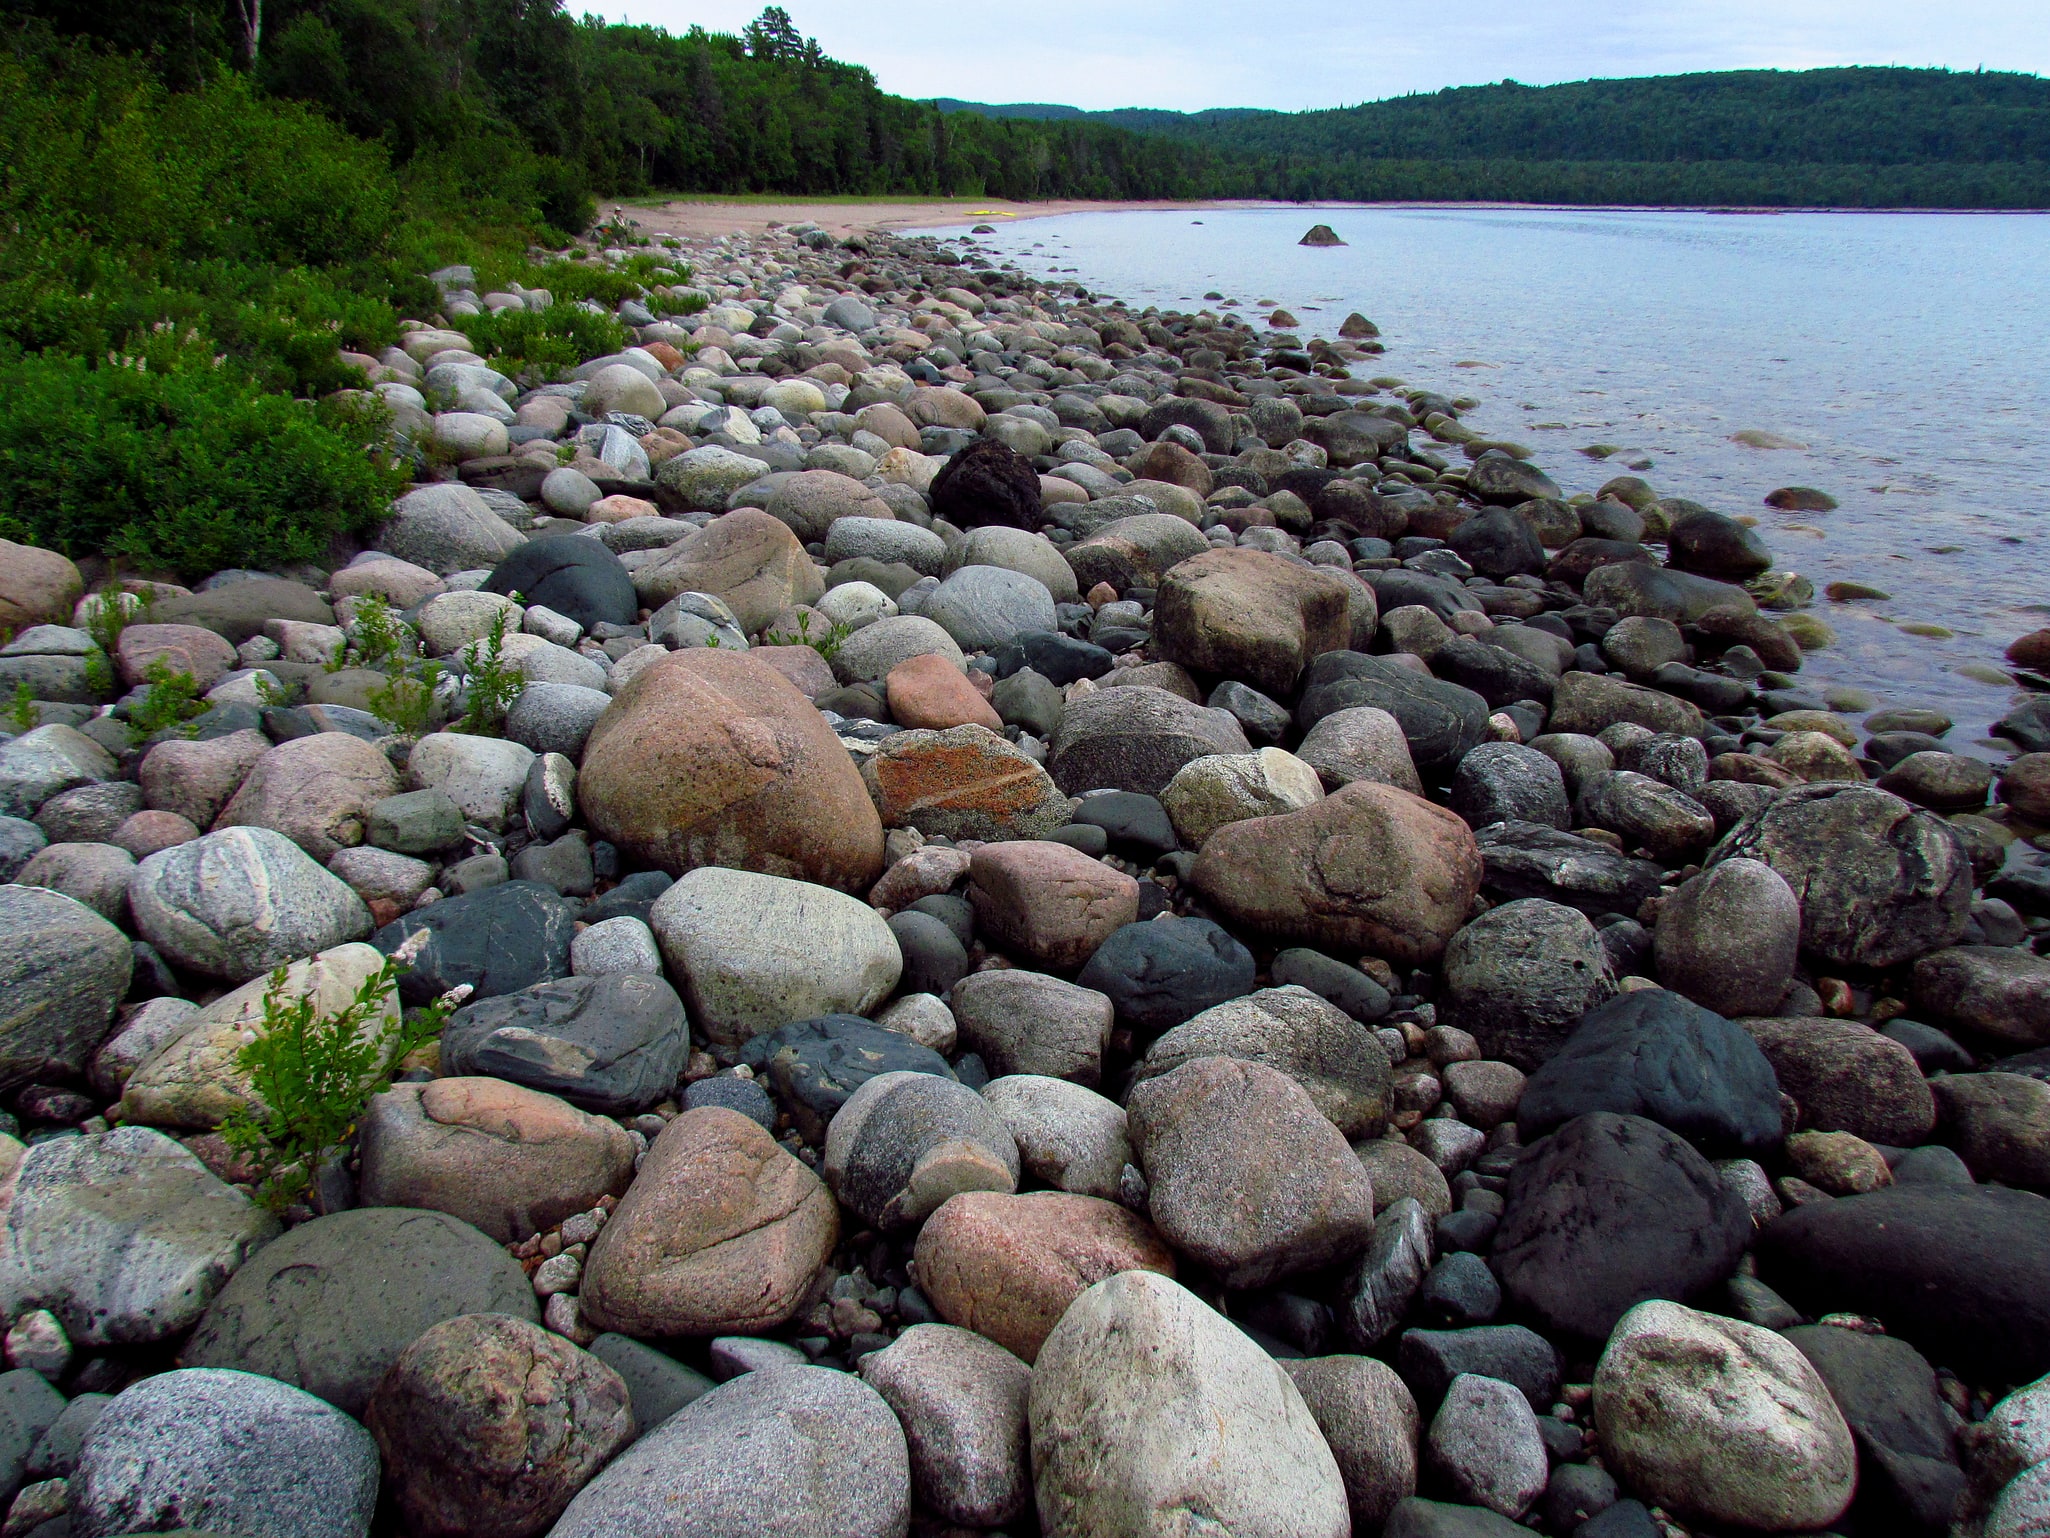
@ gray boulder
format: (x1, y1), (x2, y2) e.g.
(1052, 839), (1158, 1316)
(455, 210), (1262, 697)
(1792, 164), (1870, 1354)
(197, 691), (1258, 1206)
(0, 883), (132, 1090)
(439, 972), (689, 1115)
(859, 1323), (1031, 1527)
(1439, 899), (1616, 1070)
(129, 827), (372, 983)
(824, 1070), (1020, 1232)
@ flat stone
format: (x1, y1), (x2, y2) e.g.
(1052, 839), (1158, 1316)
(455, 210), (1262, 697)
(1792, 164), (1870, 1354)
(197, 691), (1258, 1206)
(439, 971), (688, 1114)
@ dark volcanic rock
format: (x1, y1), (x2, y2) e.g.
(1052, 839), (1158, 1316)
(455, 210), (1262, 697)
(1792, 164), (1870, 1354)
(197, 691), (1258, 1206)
(1517, 990), (1782, 1156)
(1074, 916), (1256, 1035)
(1491, 1112), (1751, 1343)
(929, 437), (1042, 529)
(1475, 821), (1666, 916)
(740, 1014), (956, 1143)
(373, 880), (579, 1005)
(1758, 1184), (2050, 1384)
(439, 972), (690, 1114)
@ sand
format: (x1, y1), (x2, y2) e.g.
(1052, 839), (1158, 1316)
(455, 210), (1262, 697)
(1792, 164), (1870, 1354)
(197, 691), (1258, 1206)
(601, 196), (1273, 241)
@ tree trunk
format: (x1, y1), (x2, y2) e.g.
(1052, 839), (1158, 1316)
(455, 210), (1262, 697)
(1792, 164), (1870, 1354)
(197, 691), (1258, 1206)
(236, 0), (262, 68)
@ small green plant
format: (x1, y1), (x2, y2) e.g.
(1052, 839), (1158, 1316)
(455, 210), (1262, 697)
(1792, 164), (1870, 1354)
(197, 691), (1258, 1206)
(327, 594), (410, 673)
(221, 934), (462, 1213)
(368, 661), (443, 736)
(126, 658), (206, 743)
(80, 584), (153, 697)
(6, 682), (38, 733)
(458, 603), (522, 735)
(253, 672), (294, 708)
(766, 610), (852, 661)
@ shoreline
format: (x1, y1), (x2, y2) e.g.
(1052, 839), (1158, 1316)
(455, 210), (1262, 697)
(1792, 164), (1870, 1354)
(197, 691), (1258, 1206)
(609, 195), (2050, 240)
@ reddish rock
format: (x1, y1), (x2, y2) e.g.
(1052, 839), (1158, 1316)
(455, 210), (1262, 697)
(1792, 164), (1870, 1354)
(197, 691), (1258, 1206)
(579, 1106), (838, 1336)
(111, 809), (199, 859)
(0, 541), (83, 632)
(886, 652), (1004, 731)
(868, 845), (973, 913)
(864, 725), (1068, 842)
(585, 493), (661, 524)
(912, 1190), (1175, 1363)
(115, 622), (237, 690)
(630, 509), (825, 632)
(2008, 630), (2050, 672)
(1190, 781), (1483, 965)
(138, 728), (271, 828)
(212, 731), (399, 862)
(1126, 441), (1213, 496)
(748, 643), (837, 700)
(968, 840), (1139, 971)
(580, 648), (884, 892)
(1086, 582), (1118, 609)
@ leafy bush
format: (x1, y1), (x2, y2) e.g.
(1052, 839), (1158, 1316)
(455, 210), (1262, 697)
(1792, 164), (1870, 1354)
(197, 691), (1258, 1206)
(125, 659), (206, 743)
(455, 305), (630, 380)
(458, 605), (524, 735)
(0, 341), (408, 578)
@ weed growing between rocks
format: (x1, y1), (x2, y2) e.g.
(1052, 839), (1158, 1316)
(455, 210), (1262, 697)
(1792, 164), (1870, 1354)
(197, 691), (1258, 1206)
(124, 660), (205, 744)
(458, 603), (523, 736)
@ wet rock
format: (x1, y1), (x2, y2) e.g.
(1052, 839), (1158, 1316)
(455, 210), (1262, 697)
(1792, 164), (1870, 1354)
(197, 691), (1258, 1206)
(1341, 1198), (1436, 1347)
(1450, 742), (1570, 830)
(1784, 1323), (1963, 1538)
(1440, 898), (1614, 1069)
(1654, 857), (1801, 1017)
(741, 1015), (954, 1143)
(1740, 1016), (1935, 1146)
(1074, 916), (1256, 1034)
(1548, 671), (1706, 740)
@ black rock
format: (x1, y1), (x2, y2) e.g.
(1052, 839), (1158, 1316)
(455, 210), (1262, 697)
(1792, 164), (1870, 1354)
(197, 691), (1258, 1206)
(1418, 1251), (1502, 1326)
(1388, 1497), (1535, 1538)
(1758, 1184), (2050, 1384)
(1545, 1465), (1619, 1532)
(906, 893), (974, 947)
(1271, 948), (1393, 1022)
(1784, 1324), (1962, 1538)
(440, 972), (689, 1114)
(1491, 1112), (1751, 1343)
(1537, 1414), (1584, 1464)
(1208, 680), (1291, 746)
(1994, 696), (2050, 754)
(1140, 396), (1236, 453)
(1367, 569), (1486, 623)
(887, 909), (968, 996)
(1451, 744), (1571, 831)
(373, 880), (578, 1005)
(1577, 1499), (1658, 1538)
(1448, 506), (1547, 580)
(1069, 791), (1179, 858)
(581, 869), (673, 925)
(1891, 1145), (1974, 1186)
(1295, 651), (1490, 774)
(1465, 456), (1562, 506)
(1435, 1209), (1499, 1254)
(992, 630), (1114, 686)
(1073, 916), (1255, 1035)
(1516, 990), (1782, 1156)
(683, 1075), (777, 1130)
(928, 437), (1042, 530)
(1396, 1324), (1561, 1412)
(1666, 509), (1773, 580)
(740, 1015), (956, 1143)
(1431, 636), (1557, 709)
(1475, 822), (1669, 917)
(483, 535), (637, 631)
(1882, 1018), (1975, 1075)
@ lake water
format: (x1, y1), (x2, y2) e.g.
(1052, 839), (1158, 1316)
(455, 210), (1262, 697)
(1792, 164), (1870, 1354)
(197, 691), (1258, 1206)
(934, 205), (2050, 747)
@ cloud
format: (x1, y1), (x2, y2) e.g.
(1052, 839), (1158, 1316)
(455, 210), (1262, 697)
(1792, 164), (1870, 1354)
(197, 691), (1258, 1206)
(603, 0), (2048, 111)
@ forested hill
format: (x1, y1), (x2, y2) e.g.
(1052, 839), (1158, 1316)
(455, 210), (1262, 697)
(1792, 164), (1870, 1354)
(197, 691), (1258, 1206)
(942, 67), (2050, 206)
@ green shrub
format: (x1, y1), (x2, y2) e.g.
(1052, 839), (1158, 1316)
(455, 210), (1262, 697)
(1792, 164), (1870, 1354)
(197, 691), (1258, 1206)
(126, 659), (206, 743)
(458, 605), (524, 736)
(454, 305), (630, 380)
(0, 341), (408, 579)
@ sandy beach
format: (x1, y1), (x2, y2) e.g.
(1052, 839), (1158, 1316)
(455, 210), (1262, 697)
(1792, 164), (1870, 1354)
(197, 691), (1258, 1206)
(602, 195), (1272, 240)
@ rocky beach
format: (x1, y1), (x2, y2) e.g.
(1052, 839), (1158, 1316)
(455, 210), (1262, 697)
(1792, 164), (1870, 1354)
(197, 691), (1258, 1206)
(1, 207), (2049, 1538)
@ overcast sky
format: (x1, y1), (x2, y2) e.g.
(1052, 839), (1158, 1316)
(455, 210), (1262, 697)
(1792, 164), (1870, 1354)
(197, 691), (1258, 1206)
(600, 1), (2048, 112)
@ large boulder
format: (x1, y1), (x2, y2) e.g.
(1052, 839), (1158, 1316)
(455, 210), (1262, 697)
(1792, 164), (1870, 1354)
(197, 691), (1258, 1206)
(1294, 652), (1489, 774)
(67, 1368), (379, 1538)
(581, 1106), (837, 1335)
(1759, 1184), (2050, 1383)
(1190, 781), (1482, 965)
(1154, 547), (1354, 697)
(1707, 784), (1972, 968)
(1128, 1055), (1377, 1289)
(0, 883), (131, 1091)
(1030, 1269), (1350, 1538)
(1438, 898), (1615, 1070)
(649, 868), (901, 1048)
(0, 539), (83, 632)
(580, 648), (884, 891)
(1519, 990), (1783, 1155)
(182, 1207), (537, 1415)
(1653, 857), (1802, 1017)
(129, 826), (372, 983)
(377, 482), (524, 575)
(630, 509), (825, 631)
(482, 534), (638, 631)
(549, 1365), (910, 1538)
(1595, 1300), (1854, 1530)
(1491, 1112), (1752, 1343)
(858, 1323), (1032, 1529)
(1048, 686), (1252, 797)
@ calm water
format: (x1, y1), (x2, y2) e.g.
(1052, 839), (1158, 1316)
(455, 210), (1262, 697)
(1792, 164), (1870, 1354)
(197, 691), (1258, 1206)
(936, 205), (2050, 745)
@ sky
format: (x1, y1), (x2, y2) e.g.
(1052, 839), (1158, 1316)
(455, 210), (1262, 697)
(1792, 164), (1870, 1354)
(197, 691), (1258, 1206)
(600, 1), (2049, 112)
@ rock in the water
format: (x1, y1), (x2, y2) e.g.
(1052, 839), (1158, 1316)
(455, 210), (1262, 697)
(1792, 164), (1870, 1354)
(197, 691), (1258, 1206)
(1707, 783), (1972, 969)
(374, 879), (579, 1005)
(913, 1189), (1174, 1363)
(1491, 1112), (1751, 1343)
(0, 882), (132, 1090)
(859, 1323), (1032, 1528)
(437, 971), (688, 1114)
(581, 1105), (838, 1335)
(356, 1077), (638, 1243)
(1653, 857), (1802, 1017)
(365, 1313), (635, 1538)
(825, 1070), (1020, 1231)
(1439, 898), (1614, 1070)
(0, 1126), (277, 1346)
(182, 1207), (537, 1415)
(1129, 1054), (1376, 1288)
(1029, 1269), (1350, 1538)
(129, 826), (372, 983)
(1190, 781), (1483, 966)
(650, 868), (901, 1048)
(68, 1371), (375, 1537)
(580, 648), (884, 891)
(1519, 990), (1782, 1155)
(548, 1364), (910, 1538)
(1594, 1300), (1855, 1530)
(1133, 985), (1390, 1139)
